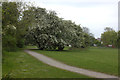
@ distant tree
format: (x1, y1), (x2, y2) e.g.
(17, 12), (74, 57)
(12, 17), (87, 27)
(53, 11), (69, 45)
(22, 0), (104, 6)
(118, 31), (120, 48)
(101, 27), (117, 47)
(82, 27), (96, 47)
(104, 27), (113, 31)
(94, 39), (102, 46)
(89, 34), (96, 46)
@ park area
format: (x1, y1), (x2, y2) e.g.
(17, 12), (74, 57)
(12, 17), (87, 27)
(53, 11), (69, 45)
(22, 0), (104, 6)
(2, 46), (118, 78)
(2, 48), (89, 78)
(1, 1), (119, 79)
(32, 47), (118, 76)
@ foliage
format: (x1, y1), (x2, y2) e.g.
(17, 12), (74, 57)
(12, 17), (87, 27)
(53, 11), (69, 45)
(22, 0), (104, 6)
(82, 27), (97, 47)
(82, 33), (90, 48)
(2, 2), (92, 51)
(2, 25), (17, 51)
(94, 39), (102, 47)
(89, 35), (96, 46)
(2, 2), (19, 27)
(25, 7), (86, 50)
(2, 35), (17, 51)
(101, 27), (117, 47)
(2, 2), (28, 51)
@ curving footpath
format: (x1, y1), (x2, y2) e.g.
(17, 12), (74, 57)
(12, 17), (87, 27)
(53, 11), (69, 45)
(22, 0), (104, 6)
(24, 50), (119, 79)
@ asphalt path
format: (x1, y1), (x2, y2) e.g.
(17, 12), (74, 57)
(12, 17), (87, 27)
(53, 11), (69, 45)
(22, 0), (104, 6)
(25, 50), (119, 79)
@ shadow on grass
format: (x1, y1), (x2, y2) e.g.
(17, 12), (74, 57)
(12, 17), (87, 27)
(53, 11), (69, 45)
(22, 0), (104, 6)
(29, 49), (71, 52)
(28, 48), (90, 53)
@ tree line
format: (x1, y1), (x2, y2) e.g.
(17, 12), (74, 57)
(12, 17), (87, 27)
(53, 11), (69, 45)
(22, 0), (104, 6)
(2, 2), (119, 51)
(2, 2), (95, 51)
(101, 27), (119, 48)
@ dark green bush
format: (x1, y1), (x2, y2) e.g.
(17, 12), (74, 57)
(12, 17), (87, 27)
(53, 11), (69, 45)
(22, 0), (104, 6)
(2, 35), (17, 52)
(16, 39), (25, 48)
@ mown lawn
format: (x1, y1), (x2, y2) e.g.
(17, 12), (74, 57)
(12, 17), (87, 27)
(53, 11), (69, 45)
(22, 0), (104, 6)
(2, 50), (90, 78)
(0, 64), (2, 79)
(33, 47), (118, 76)
(0, 45), (2, 79)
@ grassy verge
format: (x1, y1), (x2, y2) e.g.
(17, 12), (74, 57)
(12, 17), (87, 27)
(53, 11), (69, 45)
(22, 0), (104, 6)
(0, 64), (2, 79)
(2, 50), (90, 78)
(33, 47), (118, 76)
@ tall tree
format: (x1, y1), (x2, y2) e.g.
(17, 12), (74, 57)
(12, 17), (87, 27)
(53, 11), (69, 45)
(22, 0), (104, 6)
(2, 2), (28, 51)
(101, 27), (117, 47)
(2, 2), (19, 51)
(25, 7), (85, 50)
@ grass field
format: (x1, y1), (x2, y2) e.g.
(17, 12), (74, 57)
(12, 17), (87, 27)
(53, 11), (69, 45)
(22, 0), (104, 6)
(2, 50), (90, 78)
(0, 44), (2, 79)
(0, 64), (2, 79)
(33, 47), (118, 76)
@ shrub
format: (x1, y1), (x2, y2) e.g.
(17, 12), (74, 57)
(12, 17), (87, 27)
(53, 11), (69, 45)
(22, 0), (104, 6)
(2, 35), (17, 52)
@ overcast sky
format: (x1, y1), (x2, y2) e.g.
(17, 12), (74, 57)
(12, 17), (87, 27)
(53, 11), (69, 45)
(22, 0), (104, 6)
(24, 0), (119, 38)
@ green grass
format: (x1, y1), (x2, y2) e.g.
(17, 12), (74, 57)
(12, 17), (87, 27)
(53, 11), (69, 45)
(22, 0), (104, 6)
(25, 46), (38, 49)
(2, 50), (90, 78)
(0, 56), (1, 79)
(0, 64), (2, 79)
(33, 47), (118, 76)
